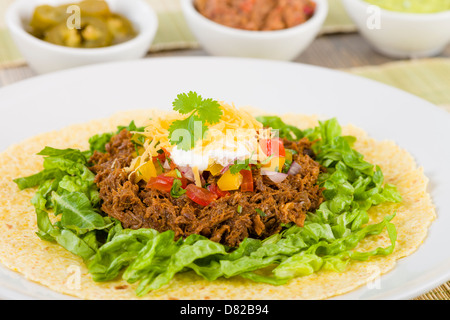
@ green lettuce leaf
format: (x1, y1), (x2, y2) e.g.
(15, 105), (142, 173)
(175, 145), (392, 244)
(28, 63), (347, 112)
(256, 115), (304, 141)
(53, 192), (112, 235)
(13, 168), (63, 190)
(35, 209), (96, 260)
(89, 121), (146, 155)
(88, 133), (113, 154)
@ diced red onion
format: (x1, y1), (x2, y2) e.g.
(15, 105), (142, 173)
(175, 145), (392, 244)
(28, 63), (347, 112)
(220, 164), (231, 175)
(200, 174), (206, 186)
(163, 160), (171, 170)
(179, 166), (195, 181)
(261, 170), (288, 183)
(287, 161), (301, 176)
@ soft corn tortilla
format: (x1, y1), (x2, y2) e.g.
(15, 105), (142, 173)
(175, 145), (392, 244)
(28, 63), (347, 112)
(0, 109), (436, 300)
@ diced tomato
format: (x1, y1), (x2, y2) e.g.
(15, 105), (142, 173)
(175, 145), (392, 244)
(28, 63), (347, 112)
(161, 147), (171, 157)
(177, 175), (188, 189)
(147, 170), (189, 193)
(161, 148), (178, 170)
(217, 170), (243, 191)
(152, 148), (178, 170)
(207, 183), (230, 198)
(240, 169), (254, 192)
(146, 175), (175, 193)
(165, 170), (188, 188)
(152, 151), (166, 163)
(186, 184), (217, 206)
(260, 138), (285, 158)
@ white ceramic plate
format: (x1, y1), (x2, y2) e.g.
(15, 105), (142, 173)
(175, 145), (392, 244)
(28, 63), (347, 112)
(0, 57), (449, 300)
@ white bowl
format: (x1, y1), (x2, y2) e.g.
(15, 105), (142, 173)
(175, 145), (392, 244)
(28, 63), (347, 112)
(6, 0), (158, 74)
(342, 0), (450, 58)
(180, 0), (328, 61)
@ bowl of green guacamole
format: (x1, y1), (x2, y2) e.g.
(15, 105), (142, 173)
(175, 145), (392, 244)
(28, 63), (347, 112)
(342, 0), (450, 58)
(364, 0), (450, 14)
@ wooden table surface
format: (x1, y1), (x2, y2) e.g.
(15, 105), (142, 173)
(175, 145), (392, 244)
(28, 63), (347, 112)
(149, 32), (450, 68)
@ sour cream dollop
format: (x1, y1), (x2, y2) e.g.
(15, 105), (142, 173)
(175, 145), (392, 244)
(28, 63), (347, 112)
(170, 139), (255, 171)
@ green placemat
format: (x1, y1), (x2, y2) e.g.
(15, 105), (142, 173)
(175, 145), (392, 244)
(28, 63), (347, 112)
(322, 0), (356, 33)
(0, 28), (23, 68)
(0, 0), (355, 68)
(347, 58), (450, 108)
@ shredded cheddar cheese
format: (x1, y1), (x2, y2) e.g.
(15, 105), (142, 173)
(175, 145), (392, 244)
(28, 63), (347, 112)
(192, 166), (202, 187)
(126, 103), (268, 180)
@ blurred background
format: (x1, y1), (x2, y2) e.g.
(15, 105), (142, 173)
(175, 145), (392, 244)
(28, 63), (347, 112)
(0, 0), (449, 108)
(0, 0), (449, 299)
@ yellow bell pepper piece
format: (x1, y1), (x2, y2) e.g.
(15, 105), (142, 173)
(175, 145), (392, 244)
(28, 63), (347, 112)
(285, 149), (293, 163)
(165, 169), (179, 178)
(262, 156), (285, 172)
(192, 166), (202, 187)
(154, 160), (164, 176)
(217, 170), (243, 191)
(207, 163), (224, 176)
(131, 146), (145, 158)
(137, 160), (157, 182)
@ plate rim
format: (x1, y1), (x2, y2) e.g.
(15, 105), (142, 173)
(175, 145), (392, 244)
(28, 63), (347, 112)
(0, 56), (449, 300)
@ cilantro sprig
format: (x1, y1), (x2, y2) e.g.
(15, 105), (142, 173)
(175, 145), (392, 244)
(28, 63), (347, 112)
(229, 158), (252, 174)
(168, 92), (223, 151)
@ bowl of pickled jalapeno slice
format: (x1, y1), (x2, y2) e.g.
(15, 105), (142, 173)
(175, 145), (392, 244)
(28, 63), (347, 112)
(27, 0), (137, 48)
(6, 0), (157, 73)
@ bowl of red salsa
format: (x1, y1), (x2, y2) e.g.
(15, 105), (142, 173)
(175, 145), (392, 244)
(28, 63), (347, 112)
(181, 0), (328, 61)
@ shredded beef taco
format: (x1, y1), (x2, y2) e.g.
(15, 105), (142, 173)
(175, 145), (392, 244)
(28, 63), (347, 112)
(0, 92), (435, 299)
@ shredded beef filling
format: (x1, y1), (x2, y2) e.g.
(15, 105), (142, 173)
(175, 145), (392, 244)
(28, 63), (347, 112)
(89, 129), (324, 247)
